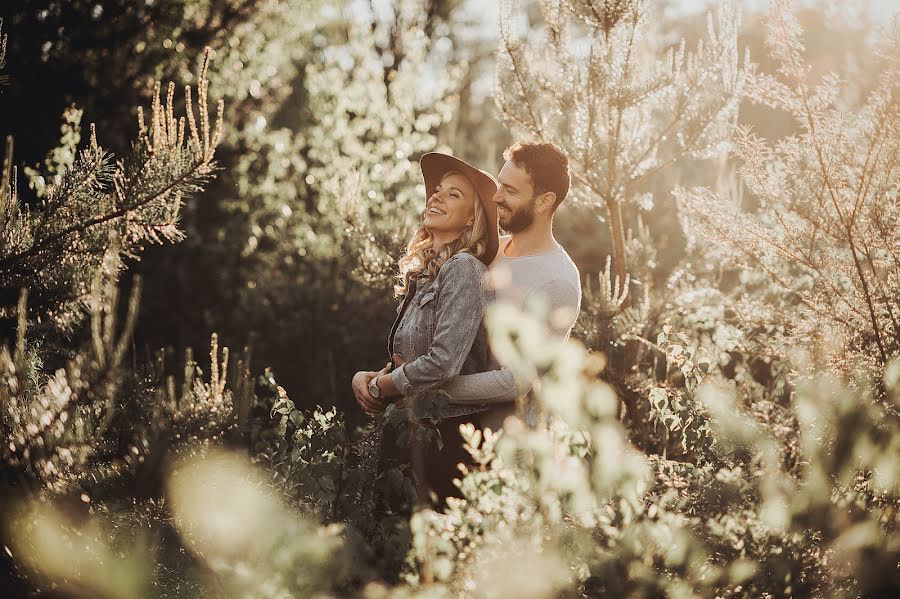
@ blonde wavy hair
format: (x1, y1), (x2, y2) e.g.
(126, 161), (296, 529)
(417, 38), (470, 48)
(395, 170), (489, 296)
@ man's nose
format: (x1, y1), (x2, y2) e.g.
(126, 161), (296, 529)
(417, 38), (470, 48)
(492, 189), (504, 204)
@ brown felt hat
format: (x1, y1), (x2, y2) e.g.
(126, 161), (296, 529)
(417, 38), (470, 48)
(419, 152), (500, 265)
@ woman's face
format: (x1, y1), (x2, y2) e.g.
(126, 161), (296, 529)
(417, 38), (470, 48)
(423, 173), (478, 238)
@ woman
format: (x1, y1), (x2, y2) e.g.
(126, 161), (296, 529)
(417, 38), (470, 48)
(352, 152), (499, 504)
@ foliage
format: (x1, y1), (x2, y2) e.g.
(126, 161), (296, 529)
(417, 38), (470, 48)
(8, 448), (361, 599)
(266, 387), (420, 581)
(406, 303), (900, 597)
(642, 322), (716, 462)
(0, 0), (259, 160)
(0, 47), (234, 496)
(2, 2), (899, 599)
(22, 105), (84, 199)
(0, 49), (222, 335)
(677, 0), (900, 374)
(0, 32), (254, 595)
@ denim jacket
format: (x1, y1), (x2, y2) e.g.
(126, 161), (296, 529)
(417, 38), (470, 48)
(388, 252), (492, 418)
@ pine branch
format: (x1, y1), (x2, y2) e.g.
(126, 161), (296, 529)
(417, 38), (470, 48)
(797, 72), (887, 362)
(0, 156), (211, 273)
(0, 48), (223, 336)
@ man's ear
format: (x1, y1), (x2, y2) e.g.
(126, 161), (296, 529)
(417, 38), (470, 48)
(536, 191), (557, 213)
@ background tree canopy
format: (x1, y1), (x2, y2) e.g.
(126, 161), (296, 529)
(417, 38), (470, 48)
(0, 1), (897, 597)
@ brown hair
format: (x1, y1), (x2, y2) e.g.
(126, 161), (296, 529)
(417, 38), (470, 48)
(503, 141), (570, 209)
(395, 171), (489, 296)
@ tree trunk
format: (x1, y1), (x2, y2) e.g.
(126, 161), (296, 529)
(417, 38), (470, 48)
(606, 196), (631, 310)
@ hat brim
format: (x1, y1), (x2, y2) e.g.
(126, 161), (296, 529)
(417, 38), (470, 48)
(420, 152), (500, 265)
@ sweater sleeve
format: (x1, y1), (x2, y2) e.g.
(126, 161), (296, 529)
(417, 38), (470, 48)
(441, 366), (528, 405)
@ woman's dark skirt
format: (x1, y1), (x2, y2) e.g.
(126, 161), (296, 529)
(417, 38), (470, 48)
(379, 411), (481, 508)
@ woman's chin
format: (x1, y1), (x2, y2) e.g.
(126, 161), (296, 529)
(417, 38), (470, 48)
(424, 225), (464, 243)
(423, 216), (446, 230)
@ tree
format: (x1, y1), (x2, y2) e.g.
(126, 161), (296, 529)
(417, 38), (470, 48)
(678, 0), (899, 373)
(0, 22), (231, 482)
(494, 0), (747, 298)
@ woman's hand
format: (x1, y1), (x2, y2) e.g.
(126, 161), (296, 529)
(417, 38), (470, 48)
(352, 370), (381, 413)
(351, 363), (392, 414)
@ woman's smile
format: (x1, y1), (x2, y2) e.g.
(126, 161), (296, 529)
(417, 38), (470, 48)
(423, 204), (447, 224)
(422, 173), (477, 237)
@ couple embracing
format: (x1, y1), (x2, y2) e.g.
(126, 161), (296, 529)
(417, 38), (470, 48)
(352, 140), (581, 504)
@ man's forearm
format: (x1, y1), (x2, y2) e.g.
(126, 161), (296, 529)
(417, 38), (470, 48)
(440, 367), (525, 405)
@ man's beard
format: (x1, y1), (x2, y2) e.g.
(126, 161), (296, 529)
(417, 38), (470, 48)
(498, 198), (536, 233)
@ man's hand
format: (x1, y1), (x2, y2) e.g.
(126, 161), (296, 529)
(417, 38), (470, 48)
(352, 362), (392, 414)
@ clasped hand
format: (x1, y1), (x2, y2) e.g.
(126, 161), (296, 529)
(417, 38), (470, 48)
(352, 354), (407, 415)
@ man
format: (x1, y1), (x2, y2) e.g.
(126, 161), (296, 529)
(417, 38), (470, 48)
(354, 140), (581, 431)
(438, 140), (581, 431)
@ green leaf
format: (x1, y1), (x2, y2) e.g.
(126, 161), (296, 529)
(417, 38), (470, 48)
(698, 356), (711, 374)
(663, 414), (681, 429)
(649, 387), (668, 410)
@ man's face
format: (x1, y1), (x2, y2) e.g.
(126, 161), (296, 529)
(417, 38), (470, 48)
(493, 160), (536, 233)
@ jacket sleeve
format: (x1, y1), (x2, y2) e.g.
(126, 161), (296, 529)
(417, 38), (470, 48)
(390, 255), (487, 397)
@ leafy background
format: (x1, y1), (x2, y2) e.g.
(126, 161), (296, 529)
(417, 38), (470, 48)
(0, 0), (897, 597)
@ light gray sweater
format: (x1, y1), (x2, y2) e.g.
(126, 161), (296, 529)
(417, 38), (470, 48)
(442, 236), (581, 431)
